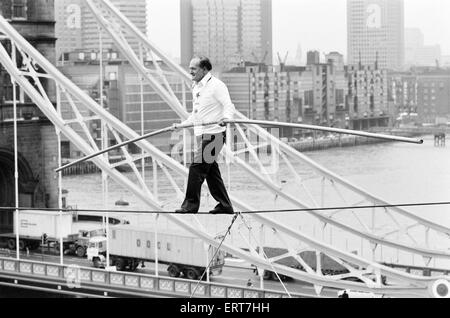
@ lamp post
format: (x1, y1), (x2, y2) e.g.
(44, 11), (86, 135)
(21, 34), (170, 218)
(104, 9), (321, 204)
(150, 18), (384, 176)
(12, 43), (19, 261)
(98, 25), (111, 269)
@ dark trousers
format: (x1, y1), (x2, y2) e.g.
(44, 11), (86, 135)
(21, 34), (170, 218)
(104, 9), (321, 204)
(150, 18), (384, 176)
(181, 132), (233, 213)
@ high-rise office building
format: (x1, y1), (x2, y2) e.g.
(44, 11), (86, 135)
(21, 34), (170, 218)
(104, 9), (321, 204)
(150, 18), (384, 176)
(81, 0), (147, 53)
(55, 0), (147, 61)
(325, 52), (345, 71)
(55, 0), (83, 62)
(405, 28), (441, 67)
(294, 43), (303, 66)
(306, 51), (320, 65)
(405, 28), (424, 50)
(180, 0), (272, 72)
(347, 0), (404, 70)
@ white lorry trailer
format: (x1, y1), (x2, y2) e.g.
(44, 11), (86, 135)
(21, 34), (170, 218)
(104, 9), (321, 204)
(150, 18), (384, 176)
(87, 224), (225, 280)
(0, 210), (103, 257)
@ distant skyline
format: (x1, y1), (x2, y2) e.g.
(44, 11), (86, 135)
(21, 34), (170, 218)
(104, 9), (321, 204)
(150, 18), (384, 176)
(148, 0), (450, 63)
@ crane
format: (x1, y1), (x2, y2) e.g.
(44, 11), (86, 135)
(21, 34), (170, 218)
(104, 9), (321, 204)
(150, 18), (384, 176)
(277, 51), (289, 72)
(251, 51), (268, 72)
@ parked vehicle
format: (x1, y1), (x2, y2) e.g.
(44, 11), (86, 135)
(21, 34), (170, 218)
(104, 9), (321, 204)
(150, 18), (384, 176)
(59, 228), (106, 257)
(0, 210), (104, 257)
(338, 289), (384, 298)
(396, 112), (420, 128)
(87, 224), (225, 280)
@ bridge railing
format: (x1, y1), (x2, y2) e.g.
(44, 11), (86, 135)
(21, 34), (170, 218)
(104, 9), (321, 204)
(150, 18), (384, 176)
(369, 126), (449, 135)
(381, 262), (450, 277)
(0, 256), (312, 298)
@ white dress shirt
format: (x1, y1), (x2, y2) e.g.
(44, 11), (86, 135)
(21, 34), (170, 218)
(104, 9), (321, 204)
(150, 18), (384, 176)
(182, 72), (236, 136)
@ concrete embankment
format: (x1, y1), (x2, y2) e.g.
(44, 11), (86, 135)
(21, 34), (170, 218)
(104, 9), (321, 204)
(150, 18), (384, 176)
(288, 135), (389, 152)
(289, 128), (431, 152)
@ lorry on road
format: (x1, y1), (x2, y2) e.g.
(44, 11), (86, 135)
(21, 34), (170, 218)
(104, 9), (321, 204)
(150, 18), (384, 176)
(0, 210), (104, 257)
(87, 224), (226, 280)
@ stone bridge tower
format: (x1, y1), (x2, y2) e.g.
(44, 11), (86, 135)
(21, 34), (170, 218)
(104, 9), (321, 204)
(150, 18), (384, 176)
(0, 0), (58, 233)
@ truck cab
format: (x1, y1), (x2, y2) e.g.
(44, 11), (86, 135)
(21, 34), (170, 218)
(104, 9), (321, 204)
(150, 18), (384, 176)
(64, 228), (106, 258)
(87, 236), (107, 268)
(208, 244), (226, 276)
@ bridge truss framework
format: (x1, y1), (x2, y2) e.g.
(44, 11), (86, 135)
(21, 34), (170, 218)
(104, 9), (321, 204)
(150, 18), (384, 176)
(0, 0), (449, 298)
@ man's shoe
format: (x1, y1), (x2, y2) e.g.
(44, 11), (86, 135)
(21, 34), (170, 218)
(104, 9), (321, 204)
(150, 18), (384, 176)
(209, 207), (234, 215)
(175, 208), (196, 214)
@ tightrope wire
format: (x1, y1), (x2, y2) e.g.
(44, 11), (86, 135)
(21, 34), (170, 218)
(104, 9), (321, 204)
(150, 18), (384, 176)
(1, 201), (450, 215)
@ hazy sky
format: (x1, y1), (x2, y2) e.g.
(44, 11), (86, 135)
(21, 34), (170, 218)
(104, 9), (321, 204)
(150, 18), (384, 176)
(147, 0), (450, 62)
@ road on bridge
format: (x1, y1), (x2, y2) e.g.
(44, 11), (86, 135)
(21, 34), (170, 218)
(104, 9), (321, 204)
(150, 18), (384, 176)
(0, 249), (338, 298)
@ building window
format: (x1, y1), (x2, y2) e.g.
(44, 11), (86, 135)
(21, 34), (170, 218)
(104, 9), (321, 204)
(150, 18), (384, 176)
(304, 90), (313, 106)
(2, 74), (14, 102)
(136, 239), (141, 247)
(12, 0), (27, 19)
(167, 243), (171, 251)
(108, 72), (117, 81)
(146, 240), (151, 248)
(61, 141), (70, 158)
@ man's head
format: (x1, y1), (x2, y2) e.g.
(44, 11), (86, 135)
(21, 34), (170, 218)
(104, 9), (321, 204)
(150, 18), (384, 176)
(189, 56), (212, 83)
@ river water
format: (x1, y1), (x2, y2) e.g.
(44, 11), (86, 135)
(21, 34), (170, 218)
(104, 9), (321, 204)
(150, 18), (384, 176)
(61, 134), (450, 267)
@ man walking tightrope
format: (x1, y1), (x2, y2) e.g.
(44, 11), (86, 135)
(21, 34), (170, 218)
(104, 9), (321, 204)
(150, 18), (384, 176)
(175, 56), (235, 215)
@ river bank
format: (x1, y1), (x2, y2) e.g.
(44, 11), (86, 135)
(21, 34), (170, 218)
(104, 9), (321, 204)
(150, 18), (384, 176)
(288, 134), (389, 152)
